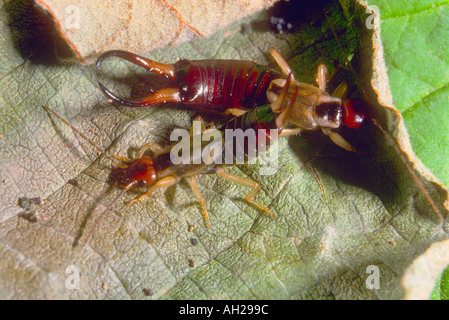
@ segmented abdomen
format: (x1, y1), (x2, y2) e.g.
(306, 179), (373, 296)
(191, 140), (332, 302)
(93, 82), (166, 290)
(175, 59), (283, 111)
(218, 104), (279, 164)
(154, 104), (280, 176)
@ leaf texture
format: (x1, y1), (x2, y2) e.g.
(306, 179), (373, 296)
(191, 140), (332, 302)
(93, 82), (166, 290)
(0, 0), (448, 300)
(35, 0), (279, 64)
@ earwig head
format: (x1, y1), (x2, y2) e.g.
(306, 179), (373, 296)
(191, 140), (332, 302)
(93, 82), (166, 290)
(122, 157), (157, 188)
(313, 98), (377, 131)
(341, 99), (375, 129)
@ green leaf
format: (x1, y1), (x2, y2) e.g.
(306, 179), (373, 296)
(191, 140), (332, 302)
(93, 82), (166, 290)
(0, 0), (447, 300)
(431, 266), (449, 300)
(370, 0), (449, 300)
(369, 0), (449, 187)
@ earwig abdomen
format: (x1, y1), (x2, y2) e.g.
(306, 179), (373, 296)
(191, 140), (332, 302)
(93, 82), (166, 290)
(219, 104), (278, 164)
(175, 59), (283, 111)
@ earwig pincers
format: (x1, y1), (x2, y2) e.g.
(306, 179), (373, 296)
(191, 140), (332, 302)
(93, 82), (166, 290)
(96, 50), (283, 113)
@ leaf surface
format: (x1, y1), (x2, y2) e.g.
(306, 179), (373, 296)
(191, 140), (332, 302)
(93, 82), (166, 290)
(34, 0), (278, 64)
(370, 0), (449, 300)
(0, 0), (448, 300)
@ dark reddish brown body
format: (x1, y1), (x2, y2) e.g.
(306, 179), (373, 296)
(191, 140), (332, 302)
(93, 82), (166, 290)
(97, 50), (284, 112)
(174, 59), (283, 110)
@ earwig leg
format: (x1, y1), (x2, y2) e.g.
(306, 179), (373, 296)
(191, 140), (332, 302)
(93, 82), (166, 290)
(109, 155), (134, 168)
(136, 142), (164, 159)
(322, 128), (358, 153)
(128, 176), (178, 205)
(280, 128), (302, 137)
(96, 50), (176, 80)
(332, 82), (348, 100)
(190, 175), (211, 228)
(316, 64), (328, 91)
(191, 116), (207, 135)
(99, 83), (181, 108)
(271, 73), (292, 113)
(275, 74), (299, 129)
(110, 155), (132, 163)
(223, 108), (246, 117)
(215, 168), (276, 218)
(190, 116), (217, 136)
(269, 49), (296, 81)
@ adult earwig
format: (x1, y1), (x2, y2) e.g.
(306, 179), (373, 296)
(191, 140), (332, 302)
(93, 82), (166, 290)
(42, 74), (300, 244)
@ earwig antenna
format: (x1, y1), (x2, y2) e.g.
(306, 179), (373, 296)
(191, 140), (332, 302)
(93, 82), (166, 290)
(42, 106), (124, 167)
(371, 119), (443, 220)
(83, 181), (137, 246)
